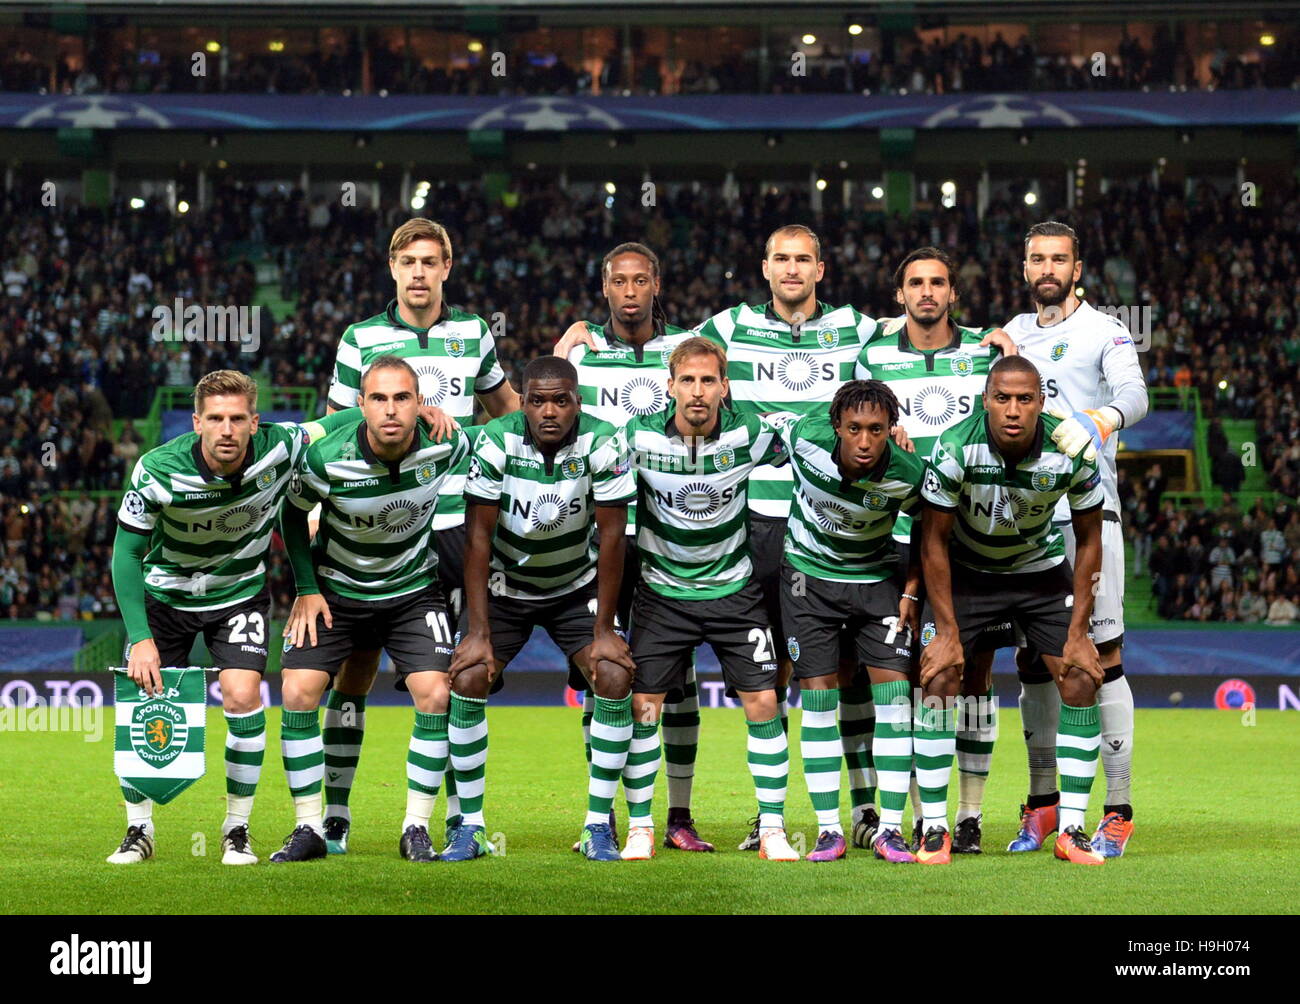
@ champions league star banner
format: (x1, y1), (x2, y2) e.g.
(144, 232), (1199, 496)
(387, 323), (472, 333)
(112, 667), (207, 804)
(2, 91), (1299, 132)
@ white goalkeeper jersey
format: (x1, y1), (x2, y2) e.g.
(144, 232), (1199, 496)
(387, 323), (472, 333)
(1003, 300), (1149, 520)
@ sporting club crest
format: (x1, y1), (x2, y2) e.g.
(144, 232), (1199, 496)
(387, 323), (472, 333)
(256, 469), (277, 491)
(130, 700), (188, 769)
(445, 335), (466, 358)
(787, 637), (801, 662)
(1031, 471), (1055, 493)
(950, 353), (973, 377)
(415, 460), (439, 486)
(920, 623), (936, 647)
(714, 447), (737, 473)
(1050, 340), (1069, 362)
(816, 325), (840, 350)
(560, 457), (585, 480)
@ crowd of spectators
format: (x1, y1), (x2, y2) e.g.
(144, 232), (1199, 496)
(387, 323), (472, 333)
(3, 25), (1297, 97)
(1, 173), (1297, 621)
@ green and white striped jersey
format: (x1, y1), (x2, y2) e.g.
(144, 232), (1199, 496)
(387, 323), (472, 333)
(286, 417), (470, 601)
(327, 299), (507, 530)
(465, 411), (634, 600)
(695, 301), (874, 520)
(773, 411), (927, 582)
(566, 319), (695, 533)
(619, 404), (787, 600)
(920, 411), (1103, 575)
(854, 316), (1000, 543)
(117, 422), (313, 611)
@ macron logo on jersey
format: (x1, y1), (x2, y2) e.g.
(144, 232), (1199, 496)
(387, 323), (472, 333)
(370, 341), (407, 353)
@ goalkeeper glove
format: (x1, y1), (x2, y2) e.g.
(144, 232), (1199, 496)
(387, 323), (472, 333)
(1048, 406), (1121, 463)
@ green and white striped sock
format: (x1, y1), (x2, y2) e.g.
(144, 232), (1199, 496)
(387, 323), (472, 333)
(281, 708), (324, 833)
(624, 721), (661, 827)
(223, 706), (265, 831)
(581, 690), (595, 763)
(449, 694), (488, 828)
(800, 688), (843, 833)
(587, 696), (633, 826)
(914, 700), (956, 833)
(871, 680), (912, 833)
(840, 679), (877, 818)
(404, 711), (447, 830)
(956, 686), (998, 823)
(322, 689), (365, 824)
(663, 666), (699, 812)
(1058, 701), (1101, 832)
(747, 715), (789, 829)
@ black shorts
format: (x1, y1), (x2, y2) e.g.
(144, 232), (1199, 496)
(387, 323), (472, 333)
(920, 563), (1075, 661)
(460, 581), (599, 694)
(436, 524), (466, 617)
(141, 589), (271, 673)
(280, 584), (454, 690)
(749, 515), (787, 641)
(629, 580), (777, 698)
(893, 540), (1013, 653)
(616, 534), (640, 631)
(779, 560), (914, 679)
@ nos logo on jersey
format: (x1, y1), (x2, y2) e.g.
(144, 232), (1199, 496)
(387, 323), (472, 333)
(950, 353), (973, 376)
(1032, 471), (1055, 493)
(1050, 340), (1069, 361)
(256, 469), (277, 491)
(130, 701), (187, 767)
(560, 457), (585, 480)
(787, 636), (801, 662)
(714, 447), (737, 473)
(920, 623), (936, 647)
(415, 461), (439, 486)
(816, 325), (839, 350)
(445, 335), (466, 358)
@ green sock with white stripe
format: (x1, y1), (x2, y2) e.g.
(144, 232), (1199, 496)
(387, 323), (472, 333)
(281, 708), (324, 833)
(587, 696), (633, 826)
(747, 715), (789, 829)
(800, 688), (843, 833)
(404, 711), (447, 830)
(914, 700), (956, 834)
(663, 667), (699, 813)
(956, 686), (998, 823)
(449, 694), (488, 828)
(871, 680), (912, 833)
(223, 707), (265, 832)
(322, 689), (365, 825)
(1058, 701), (1101, 832)
(624, 721), (660, 827)
(840, 679), (877, 821)
(581, 691), (595, 763)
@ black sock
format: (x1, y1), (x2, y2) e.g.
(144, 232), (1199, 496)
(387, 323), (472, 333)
(1103, 803), (1133, 821)
(1027, 791), (1060, 810)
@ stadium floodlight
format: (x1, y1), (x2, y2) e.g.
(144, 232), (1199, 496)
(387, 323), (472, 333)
(802, 34), (817, 45)
(604, 181), (616, 195)
(268, 41), (285, 53)
(205, 41), (220, 53)
(815, 178), (828, 191)
(129, 198), (145, 210)
(177, 201), (190, 214)
(848, 24), (863, 36)
(410, 196), (426, 210)
(468, 40), (485, 54)
(1260, 34), (1276, 46)
(941, 180), (956, 196)
(871, 185), (884, 199)
(1023, 191), (1037, 206)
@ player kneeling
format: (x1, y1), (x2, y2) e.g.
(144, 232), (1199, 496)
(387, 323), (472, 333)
(919, 356), (1107, 866)
(277, 356), (468, 863)
(448, 357), (636, 862)
(619, 337), (797, 861)
(772, 381), (926, 862)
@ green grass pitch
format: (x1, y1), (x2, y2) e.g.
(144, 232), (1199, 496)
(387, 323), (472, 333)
(3, 706), (1296, 914)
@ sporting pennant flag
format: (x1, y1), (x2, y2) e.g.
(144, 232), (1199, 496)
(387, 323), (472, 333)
(113, 667), (207, 804)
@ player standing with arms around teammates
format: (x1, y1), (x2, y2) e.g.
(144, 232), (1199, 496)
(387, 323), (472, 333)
(1001, 222), (1149, 858)
(109, 370), (349, 865)
(773, 381), (926, 862)
(275, 357), (469, 863)
(616, 337), (798, 861)
(319, 218), (519, 854)
(449, 356), (637, 862)
(919, 356), (1108, 866)
(558, 242), (712, 853)
(853, 246), (1009, 855)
